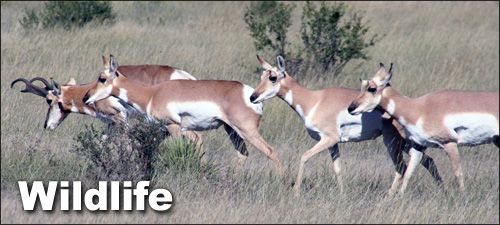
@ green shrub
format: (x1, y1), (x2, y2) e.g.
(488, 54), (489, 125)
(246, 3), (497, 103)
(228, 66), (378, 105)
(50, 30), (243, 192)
(20, 1), (116, 31)
(243, 1), (380, 78)
(301, 1), (380, 75)
(243, 1), (295, 57)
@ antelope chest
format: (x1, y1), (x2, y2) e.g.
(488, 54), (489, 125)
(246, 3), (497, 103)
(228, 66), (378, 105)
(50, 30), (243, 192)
(295, 104), (323, 139)
(166, 101), (223, 131)
(398, 117), (442, 147)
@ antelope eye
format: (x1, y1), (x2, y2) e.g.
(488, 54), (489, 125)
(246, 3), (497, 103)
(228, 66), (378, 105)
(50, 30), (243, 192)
(367, 87), (377, 93)
(98, 77), (106, 83)
(269, 76), (277, 83)
(46, 99), (52, 105)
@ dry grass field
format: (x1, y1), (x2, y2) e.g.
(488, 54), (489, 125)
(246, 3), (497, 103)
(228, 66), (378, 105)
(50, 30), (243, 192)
(1, 1), (498, 223)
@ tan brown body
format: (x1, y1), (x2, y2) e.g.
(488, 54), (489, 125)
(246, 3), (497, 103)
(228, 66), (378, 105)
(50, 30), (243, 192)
(40, 61), (197, 130)
(84, 55), (284, 175)
(379, 88), (499, 145)
(348, 63), (500, 193)
(67, 64), (196, 124)
(250, 55), (442, 196)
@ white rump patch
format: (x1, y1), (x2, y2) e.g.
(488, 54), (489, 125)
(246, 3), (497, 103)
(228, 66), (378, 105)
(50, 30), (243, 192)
(444, 113), (499, 145)
(242, 85), (263, 115)
(167, 101), (223, 131)
(171, 70), (197, 80)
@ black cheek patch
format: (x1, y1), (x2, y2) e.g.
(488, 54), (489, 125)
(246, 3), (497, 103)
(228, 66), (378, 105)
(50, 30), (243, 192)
(58, 102), (70, 113)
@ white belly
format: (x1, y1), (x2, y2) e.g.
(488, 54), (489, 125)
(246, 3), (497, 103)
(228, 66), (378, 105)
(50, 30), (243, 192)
(336, 110), (383, 142)
(398, 117), (433, 146)
(444, 113), (499, 145)
(167, 101), (223, 131)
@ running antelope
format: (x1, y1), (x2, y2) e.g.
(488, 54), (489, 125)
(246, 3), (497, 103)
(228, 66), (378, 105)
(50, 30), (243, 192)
(348, 63), (499, 194)
(83, 55), (284, 175)
(250, 55), (442, 196)
(11, 56), (196, 132)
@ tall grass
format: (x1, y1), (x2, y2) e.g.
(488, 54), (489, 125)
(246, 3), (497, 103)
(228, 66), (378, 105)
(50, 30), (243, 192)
(1, 1), (498, 223)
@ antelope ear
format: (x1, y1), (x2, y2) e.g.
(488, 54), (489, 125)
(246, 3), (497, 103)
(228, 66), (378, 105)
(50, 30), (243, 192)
(256, 55), (273, 70)
(381, 63), (394, 85)
(379, 69), (393, 87)
(109, 54), (119, 74)
(276, 55), (286, 76)
(379, 62), (385, 68)
(102, 55), (109, 67)
(360, 79), (369, 90)
(50, 78), (61, 96)
(67, 78), (76, 85)
(388, 63), (394, 74)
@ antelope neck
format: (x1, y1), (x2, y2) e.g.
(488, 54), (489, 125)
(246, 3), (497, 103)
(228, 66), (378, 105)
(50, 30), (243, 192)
(277, 77), (315, 111)
(380, 86), (421, 124)
(111, 78), (153, 110)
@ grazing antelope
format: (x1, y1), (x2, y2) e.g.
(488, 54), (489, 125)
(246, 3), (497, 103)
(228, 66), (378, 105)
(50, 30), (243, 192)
(250, 55), (443, 196)
(348, 63), (499, 194)
(83, 55), (284, 175)
(11, 56), (197, 132)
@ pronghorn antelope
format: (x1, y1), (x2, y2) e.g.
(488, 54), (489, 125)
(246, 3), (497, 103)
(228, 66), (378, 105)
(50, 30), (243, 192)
(11, 56), (197, 131)
(250, 55), (443, 196)
(83, 55), (285, 175)
(348, 63), (499, 193)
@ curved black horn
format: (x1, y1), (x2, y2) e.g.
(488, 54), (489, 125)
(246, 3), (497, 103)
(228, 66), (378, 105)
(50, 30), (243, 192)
(11, 78), (49, 97)
(29, 77), (53, 90)
(11, 78), (29, 90)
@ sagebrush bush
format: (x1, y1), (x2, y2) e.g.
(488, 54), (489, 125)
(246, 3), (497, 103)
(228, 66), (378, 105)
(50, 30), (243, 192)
(20, 1), (116, 30)
(72, 117), (169, 182)
(72, 116), (218, 182)
(243, 1), (295, 57)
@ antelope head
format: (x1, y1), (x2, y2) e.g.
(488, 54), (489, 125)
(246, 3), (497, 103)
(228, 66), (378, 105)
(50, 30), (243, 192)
(11, 76), (82, 130)
(249, 55), (287, 104)
(84, 54), (120, 105)
(348, 62), (394, 115)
